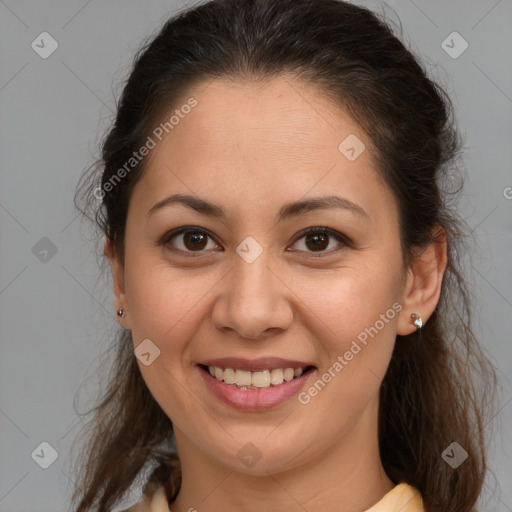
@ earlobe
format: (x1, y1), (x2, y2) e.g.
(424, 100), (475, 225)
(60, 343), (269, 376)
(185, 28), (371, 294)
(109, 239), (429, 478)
(104, 238), (129, 327)
(397, 227), (448, 335)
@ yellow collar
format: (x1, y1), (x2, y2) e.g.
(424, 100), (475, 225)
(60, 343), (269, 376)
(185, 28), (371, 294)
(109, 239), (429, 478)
(123, 481), (423, 512)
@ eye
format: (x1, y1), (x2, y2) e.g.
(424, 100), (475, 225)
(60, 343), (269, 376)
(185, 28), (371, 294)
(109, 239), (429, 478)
(288, 227), (352, 256)
(159, 227), (220, 256)
(158, 225), (352, 258)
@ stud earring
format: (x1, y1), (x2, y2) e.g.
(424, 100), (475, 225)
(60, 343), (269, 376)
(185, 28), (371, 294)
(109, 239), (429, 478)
(117, 308), (126, 318)
(411, 313), (423, 330)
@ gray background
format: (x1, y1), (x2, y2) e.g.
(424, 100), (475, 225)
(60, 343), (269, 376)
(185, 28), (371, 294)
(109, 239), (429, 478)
(0, 0), (511, 510)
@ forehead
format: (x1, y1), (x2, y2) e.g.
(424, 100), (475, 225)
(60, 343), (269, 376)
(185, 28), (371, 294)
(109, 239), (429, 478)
(166, 75), (370, 162)
(131, 75), (395, 225)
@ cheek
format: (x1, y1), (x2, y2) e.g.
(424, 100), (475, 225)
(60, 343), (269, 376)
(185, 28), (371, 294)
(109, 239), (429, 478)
(292, 267), (401, 394)
(280, 269), (402, 444)
(123, 250), (204, 348)
(297, 266), (401, 339)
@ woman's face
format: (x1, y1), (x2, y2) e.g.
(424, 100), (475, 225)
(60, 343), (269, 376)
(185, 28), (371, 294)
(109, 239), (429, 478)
(111, 75), (410, 475)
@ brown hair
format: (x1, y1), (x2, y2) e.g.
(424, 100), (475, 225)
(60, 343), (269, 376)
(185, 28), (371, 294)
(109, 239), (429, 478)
(71, 1), (497, 510)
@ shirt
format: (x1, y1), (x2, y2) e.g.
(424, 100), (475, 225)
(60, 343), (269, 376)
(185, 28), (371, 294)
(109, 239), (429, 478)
(121, 482), (423, 511)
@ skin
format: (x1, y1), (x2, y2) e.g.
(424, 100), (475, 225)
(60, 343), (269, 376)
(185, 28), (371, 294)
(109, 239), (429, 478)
(106, 75), (447, 512)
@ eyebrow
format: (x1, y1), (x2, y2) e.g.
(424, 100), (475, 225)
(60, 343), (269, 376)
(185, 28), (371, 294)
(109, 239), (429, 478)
(147, 193), (368, 222)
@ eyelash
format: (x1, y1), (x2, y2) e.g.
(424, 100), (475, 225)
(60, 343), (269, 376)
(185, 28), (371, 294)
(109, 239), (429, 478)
(158, 226), (354, 258)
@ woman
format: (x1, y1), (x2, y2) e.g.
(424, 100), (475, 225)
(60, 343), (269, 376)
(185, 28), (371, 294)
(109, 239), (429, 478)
(71, 0), (497, 511)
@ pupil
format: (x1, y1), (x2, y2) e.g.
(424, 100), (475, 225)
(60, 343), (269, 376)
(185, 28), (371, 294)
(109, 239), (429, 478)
(307, 233), (328, 251)
(185, 232), (207, 251)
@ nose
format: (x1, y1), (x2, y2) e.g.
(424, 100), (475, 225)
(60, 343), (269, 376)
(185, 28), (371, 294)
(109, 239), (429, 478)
(210, 249), (294, 341)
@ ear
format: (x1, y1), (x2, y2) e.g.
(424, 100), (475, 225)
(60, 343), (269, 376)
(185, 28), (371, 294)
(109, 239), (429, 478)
(104, 237), (130, 329)
(397, 226), (448, 335)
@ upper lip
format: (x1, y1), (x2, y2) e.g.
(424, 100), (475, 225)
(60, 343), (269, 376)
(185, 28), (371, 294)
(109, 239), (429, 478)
(198, 357), (316, 372)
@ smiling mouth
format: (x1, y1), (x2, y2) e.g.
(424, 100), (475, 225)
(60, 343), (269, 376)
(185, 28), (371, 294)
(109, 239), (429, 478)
(198, 364), (316, 390)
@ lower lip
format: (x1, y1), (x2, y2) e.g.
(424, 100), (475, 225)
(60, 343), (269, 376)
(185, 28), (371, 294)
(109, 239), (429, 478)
(198, 365), (316, 411)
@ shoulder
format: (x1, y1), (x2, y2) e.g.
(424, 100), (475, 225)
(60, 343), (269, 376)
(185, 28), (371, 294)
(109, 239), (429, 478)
(364, 482), (424, 512)
(117, 484), (170, 512)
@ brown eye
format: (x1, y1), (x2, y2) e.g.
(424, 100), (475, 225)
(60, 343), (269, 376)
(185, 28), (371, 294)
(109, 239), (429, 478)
(181, 231), (208, 251)
(304, 231), (329, 251)
(290, 227), (351, 255)
(160, 227), (219, 254)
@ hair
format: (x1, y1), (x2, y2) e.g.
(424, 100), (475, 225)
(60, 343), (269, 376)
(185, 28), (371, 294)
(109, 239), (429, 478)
(71, 0), (498, 511)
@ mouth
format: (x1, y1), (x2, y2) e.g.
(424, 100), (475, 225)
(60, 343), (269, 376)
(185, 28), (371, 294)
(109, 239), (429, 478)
(196, 358), (317, 411)
(198, 363), (316, 390)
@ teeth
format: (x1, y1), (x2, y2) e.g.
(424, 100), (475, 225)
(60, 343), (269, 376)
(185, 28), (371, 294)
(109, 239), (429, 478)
(270, 368), (284, 385)
(223, 368), (236, 384)
(252, 370), (270, 388)
(206, 365), (309, 388)
(283, 368), (294, 382)
(236, 370), (252, 386)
